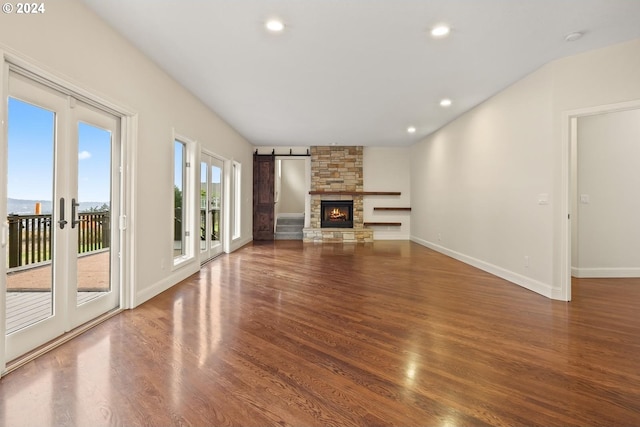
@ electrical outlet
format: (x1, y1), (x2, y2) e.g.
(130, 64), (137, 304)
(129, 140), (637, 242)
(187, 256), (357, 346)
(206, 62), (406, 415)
(438, 233), (442, 242)
(524, 256), (529, 268)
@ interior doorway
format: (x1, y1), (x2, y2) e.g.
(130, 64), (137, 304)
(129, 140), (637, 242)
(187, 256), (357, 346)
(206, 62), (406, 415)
(573, 109), (640, 278)
(275, 157), (307, 218)
(563, 100), (640, 301)
(274, 157), (310, 240)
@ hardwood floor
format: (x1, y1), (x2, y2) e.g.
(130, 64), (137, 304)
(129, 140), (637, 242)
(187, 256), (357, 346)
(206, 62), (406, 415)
(1, 241), (639, 426)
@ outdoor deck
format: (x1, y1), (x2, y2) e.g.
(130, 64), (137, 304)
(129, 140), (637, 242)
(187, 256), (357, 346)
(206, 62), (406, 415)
(6, 251), (110, 291)
(6, 291), (107, 334)
(5, 251), (110, 334)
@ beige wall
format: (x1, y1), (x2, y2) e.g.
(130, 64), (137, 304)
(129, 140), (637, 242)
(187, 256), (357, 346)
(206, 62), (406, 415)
(0, 0), (254, 306)
(411, 38), (640, 299)
(363, 147), (411, 240)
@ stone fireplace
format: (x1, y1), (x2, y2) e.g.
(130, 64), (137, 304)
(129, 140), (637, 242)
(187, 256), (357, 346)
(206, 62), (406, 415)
(303, 146), (373, 243)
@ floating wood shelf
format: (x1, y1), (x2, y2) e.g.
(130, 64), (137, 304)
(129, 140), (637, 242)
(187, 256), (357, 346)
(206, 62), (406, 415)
(373, 207), (411, 211)
(309, 191), (401, 196)
(364, 222), (402, 226)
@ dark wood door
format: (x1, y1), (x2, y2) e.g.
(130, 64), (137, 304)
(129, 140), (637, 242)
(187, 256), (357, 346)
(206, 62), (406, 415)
(253, 155), (275, 240)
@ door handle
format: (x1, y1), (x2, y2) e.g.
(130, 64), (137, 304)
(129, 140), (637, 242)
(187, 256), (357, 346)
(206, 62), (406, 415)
(58, 197), (68, 229)
(71, 198), (80, 228)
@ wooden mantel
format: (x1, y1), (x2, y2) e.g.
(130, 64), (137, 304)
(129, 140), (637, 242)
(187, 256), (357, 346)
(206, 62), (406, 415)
(309, 191), (401, 196)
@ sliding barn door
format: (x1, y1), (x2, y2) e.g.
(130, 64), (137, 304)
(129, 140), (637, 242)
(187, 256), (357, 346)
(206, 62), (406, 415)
(253, 155), (274, 240)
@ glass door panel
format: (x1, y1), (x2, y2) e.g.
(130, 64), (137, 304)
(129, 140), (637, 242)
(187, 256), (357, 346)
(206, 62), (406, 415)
(4, 71), (69, 361)
(5, 98), (56, 334)
(68, 101), (119, 328)
(210, 161), (222, 252)
(200, 153), (223, 263)
(75, 122), (112, 302)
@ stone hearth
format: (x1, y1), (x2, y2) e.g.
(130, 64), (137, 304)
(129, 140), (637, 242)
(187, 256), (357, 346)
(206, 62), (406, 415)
(303, 146), (373, 243)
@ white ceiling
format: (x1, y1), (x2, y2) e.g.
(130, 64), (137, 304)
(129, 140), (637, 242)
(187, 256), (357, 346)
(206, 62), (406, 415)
(80, 0), (640, 147)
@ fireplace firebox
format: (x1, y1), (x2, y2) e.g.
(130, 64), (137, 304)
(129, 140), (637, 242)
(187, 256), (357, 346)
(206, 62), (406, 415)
(321, 200), (353, 228)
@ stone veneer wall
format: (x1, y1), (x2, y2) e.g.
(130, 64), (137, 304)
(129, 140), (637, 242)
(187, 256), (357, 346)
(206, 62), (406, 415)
(304, 146), (373, 243)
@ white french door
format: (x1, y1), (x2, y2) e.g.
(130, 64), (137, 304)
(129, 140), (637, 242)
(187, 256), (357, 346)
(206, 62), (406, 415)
(3, 70), (120, 362)
(200, 153), (224, 262)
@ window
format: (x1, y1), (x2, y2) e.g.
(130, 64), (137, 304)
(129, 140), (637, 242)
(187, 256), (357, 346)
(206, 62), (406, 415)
(173, 137), (194, 264)
(233, 161), (241, 239)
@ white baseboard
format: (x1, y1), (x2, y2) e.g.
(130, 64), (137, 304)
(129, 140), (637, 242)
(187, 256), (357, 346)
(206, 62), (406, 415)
(134, 263), (199, 307)
(410, 236), (555, 299)
(571, 267), (640, 278)
(230, 236), (253, 252)
(374, 231), (410, 240)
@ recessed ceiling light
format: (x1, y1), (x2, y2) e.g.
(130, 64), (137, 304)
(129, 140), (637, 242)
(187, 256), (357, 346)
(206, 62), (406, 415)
(407, 126), (416, 134)
(266, 19), (285, 32)
(440, 98), (452, 107)
(431, 24), (450, 38)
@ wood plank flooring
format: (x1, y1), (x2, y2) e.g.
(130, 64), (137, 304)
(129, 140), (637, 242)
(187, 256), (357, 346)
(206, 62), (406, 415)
(1, 241), (639, 426)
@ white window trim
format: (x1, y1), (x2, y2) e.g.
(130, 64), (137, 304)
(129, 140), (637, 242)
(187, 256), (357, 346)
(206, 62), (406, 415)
(232, 160), (242, 240)
(172, 132), (197, 268)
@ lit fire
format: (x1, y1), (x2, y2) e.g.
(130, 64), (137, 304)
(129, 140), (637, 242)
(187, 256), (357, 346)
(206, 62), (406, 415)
(329, 208), (347, 221)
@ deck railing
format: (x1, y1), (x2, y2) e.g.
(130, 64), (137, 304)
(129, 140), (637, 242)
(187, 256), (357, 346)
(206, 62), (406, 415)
(7, 211), (110, 269)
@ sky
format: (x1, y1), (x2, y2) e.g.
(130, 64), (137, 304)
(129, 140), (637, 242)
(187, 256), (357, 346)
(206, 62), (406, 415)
(200, 158), (222, 185)
(9, 97), (221, 208)
(7, 97), (112, 203)
(174, 141), (222, 189)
